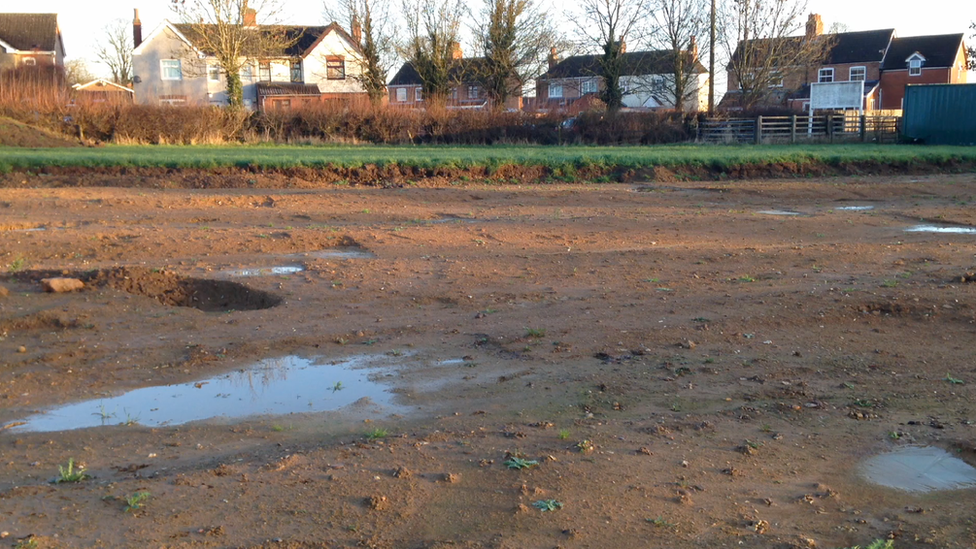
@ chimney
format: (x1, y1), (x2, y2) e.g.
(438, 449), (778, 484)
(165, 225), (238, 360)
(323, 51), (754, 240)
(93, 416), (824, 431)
(806, 13), (823, 38)
(243, 8), (257, 28)
(351, 15), (362, 45)
(548, 47), (559, 70)
(133, 9), (142, 49)
(451, 42), (463, 60)
(688, 35), (698, 60)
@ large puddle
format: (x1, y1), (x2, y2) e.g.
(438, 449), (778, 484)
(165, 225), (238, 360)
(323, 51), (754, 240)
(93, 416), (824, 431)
(905, 225), (976, 235)
(860, 446), (976, 492)
(10, 355), (402, 432)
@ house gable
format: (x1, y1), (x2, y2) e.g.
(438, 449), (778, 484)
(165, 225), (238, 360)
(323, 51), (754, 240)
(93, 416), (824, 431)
(882, 34), (964, 70)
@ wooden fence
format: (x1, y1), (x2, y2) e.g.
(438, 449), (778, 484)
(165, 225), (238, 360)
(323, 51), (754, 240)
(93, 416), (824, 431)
(698, 114), (901, 145)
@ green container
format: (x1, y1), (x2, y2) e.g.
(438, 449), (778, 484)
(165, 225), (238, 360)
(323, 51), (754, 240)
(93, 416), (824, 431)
(902, 84), (976, 145)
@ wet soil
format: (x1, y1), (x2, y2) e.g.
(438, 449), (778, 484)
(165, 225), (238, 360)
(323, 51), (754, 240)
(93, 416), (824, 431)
(2, 173), (976, 548)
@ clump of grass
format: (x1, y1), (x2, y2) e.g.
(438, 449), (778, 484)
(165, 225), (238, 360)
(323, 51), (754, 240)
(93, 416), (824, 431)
(365, 427), (388, 441)
(532, 499), (563, 512)
(7, 255), (26, 272)
(54, 458), (90, 483)
(124, 491), (151, 512)
(524, 327), (546, 338)
(557, 429), (571, 440)
(504, 456), (539, 470)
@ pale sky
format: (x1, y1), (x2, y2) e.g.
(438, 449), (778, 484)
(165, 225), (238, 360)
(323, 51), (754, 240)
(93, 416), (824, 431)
(3, 0), (973, 81)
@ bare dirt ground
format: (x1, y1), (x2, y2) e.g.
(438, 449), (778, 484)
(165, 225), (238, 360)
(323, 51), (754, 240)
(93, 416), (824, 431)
(2, 173), (976, 549)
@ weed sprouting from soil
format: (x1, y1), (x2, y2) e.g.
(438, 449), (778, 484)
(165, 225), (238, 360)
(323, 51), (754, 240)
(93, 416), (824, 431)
(365, 428), (388, 441)
(124, 492), (151, 512)
(504, 456), (539, 470)
(532, 499), (563, 512)
(54, 458), (90, 483)
(7, 256), (26, 272)
(558, 429), (571, 440)
(524, 327), (546, 338)
(945, 373), (965, 385)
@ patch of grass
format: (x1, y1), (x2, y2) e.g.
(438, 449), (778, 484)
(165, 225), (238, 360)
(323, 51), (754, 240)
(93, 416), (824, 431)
(558, 429), (571, 440)
(54, 458), (90, 483)
(7, 255), (26, 272)
(504, 456), (539, 470)
(365, 428), (388, 441)
(124, 491), (151, 512)
(881, 279), (898, 288)
(524, 327), (546, 338)
(332, 381), (344, 392)
(532, 499), (563, 512)
(647, 516), (676, 528)
(737, 275), (755, 283)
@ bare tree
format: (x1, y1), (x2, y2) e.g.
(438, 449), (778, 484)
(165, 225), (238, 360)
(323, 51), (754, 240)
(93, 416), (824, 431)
(324, 0), (397, 106)
(169, 0), (295, 107)
(473, 0), (558, 109)
(645, 0), (709, 111)
(96, 18), (133, 86)
(399, 0), (467, 103)
(721, 0), (831, 110)
(572, 0), (650, 111)
(63, 59), (96, 87)
(968, 21), (975, 71)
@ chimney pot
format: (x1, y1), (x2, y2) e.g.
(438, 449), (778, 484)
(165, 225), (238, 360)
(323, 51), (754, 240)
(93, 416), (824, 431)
(351, 15), (362, 45)
(548, 47), (559, 70)
(243, 8), (257, 27)
(451, 42), (463, 60)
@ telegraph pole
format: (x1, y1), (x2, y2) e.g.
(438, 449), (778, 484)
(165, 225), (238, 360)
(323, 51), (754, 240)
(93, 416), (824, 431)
(708, 0), (715, 113)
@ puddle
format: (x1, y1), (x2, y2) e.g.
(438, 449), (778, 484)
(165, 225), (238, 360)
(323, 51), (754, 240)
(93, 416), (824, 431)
(427, 215), (476, 225)
(835, 206), (875, 211)
(860, 446), (976, 492)
(11, 355), (402, 432)
(220, 265), (305, 277)
(303, 247), (376, 260)
(905, 225), (976, 235)
(758, 210), (801, 216)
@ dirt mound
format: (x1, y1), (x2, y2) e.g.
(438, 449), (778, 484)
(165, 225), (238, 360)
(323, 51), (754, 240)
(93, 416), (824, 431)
(0, 117), (82, 148)
(94, 267), (281, 312)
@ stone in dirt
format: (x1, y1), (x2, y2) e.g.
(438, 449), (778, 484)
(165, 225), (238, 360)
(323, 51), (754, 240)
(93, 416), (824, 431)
(41, 278), (84, 293)
(0, 285), (8, 298)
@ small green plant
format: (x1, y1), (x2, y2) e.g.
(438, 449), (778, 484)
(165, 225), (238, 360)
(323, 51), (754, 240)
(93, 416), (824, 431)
(525, 327), (546, 338)
(14, 538), (38, 549)
(271, 424), (286, 432)
(576, 439), (594, 453)
(55, 458), (90, 483)
(647, 516), (676, 528)
(365, 428), (388, 441)
(332, 381), (344, 392)
(692, 317), (710, 323)
(838, 540), (894, 549)
(7, 256), (26, 272)
(532, 499), (563, 512)
(888, 431), (901, 440)
(558, 429), (571, 440)
(945, 373), (965, 385)
(881, 279), (898, 288)
(124, 491), (151, 512)
(504, 456), (539, 470)
(120, 409), (140, 426)
(737, 275), (755, 283)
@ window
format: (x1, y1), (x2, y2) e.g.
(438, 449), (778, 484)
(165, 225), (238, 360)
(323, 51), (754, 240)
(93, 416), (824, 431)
(768, 71), (783, 88)
(396, 88), (407, 102)
(161, 59), (182, 81)
(909, 58), (922, 76)
(259, 62), (271, 82)
(549, 83), (563, 98)
(818, 68), (834, 83)
(159, 94), (187, 106)
(581, 79), (597, 94)
(241, 63), (254, 80)
(415, 88), (422, 102)
(326, 57), (345, 80)
(23, 57), (36, 66)
(290, 60), (302, 83)
(207, 64), (220, 82)
(468, 85), (479, 99)
(849, 66), (866, 81)
(276, 99), (291, 110)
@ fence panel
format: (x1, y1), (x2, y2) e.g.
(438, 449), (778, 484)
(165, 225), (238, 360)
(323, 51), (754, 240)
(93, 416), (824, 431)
(698, 114), (900, 144)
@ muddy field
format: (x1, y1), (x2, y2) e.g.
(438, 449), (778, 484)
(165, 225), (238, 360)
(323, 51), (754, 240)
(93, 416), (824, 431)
(2, 173), (976, 548)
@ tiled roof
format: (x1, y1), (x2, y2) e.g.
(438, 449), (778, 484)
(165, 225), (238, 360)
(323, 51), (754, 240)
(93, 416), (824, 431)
(882, 34), (964, 70)
(0, 13), (60, 51)
(172, 21), (360, 58)
(730, 29), (894, 67)
(540, 50), (706, 80)
(255, 82), (321, 95)
(388, 58), (491, 86)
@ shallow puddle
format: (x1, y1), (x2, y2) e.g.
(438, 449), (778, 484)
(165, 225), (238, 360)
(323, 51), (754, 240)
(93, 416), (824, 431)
(835, 206), (875, 211)
(860, 446), (976, 492)
(905, 225), (976, 234)
(11, 355), (402, 432)
(221, 265), (305, 277)
(303, 247), (376, 260)
(757, 210), (801, 216)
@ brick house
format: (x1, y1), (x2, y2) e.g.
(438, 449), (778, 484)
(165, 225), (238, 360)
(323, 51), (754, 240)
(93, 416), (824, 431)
(536, 45), (708, 112)
(0, 13), (65, 70)
(387, 44), (520, 110)
(131, 9), (369, 110)
(879, 34), (969, 110)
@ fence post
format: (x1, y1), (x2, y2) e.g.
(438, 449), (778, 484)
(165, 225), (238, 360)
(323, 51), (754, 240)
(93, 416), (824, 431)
(860, 115), (867, 142)
(790, 115), (797, 144)
(755, 115), (762, 145)
(826, 114), (833, 143)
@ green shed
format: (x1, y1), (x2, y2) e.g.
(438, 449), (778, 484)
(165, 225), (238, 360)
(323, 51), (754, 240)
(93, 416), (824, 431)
(902, 84), (976, 145)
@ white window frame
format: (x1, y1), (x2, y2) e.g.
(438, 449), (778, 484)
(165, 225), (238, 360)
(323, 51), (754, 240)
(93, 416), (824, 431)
(207, 64), (220, 82)
(240, 63), (254, 81)
(396, 87), (407, 102)
(290, 60), (303, 83)
(768, 71), (783, 88)
(849, 66), (866, 82)
(549, 83), (563, 98)
(581, 79), (597, 94)
(468, 85), (479, 99)
(818, 68), (834, 83)
(909, 58), (922, 76)
(415, 88), (422, 102)
(161, 59), (182, 81)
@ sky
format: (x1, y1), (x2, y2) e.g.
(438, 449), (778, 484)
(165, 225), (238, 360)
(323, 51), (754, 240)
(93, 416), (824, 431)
(3, 0), (974, 81)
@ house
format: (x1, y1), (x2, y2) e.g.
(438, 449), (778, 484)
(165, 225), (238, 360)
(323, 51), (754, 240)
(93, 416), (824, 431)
(71, 79), (134, 105)
(0, 13), (65, 70)
(131, 9), (369, 110)
(388, 44), (521, 110)
(535, 44), (708, 112)
(879, 34), (969, 110)
(723, 13), (969, 113)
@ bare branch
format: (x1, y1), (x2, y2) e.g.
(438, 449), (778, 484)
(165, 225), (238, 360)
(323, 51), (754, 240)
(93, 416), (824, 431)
(96, 18), (133, 86)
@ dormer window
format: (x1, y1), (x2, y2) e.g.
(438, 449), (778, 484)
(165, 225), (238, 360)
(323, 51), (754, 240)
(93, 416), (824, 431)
(907, 53), (925, 76)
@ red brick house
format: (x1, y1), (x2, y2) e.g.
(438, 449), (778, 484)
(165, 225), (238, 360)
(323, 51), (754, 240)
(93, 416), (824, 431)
(387, 45), (522, 110)
(879, 34), (969, 110)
